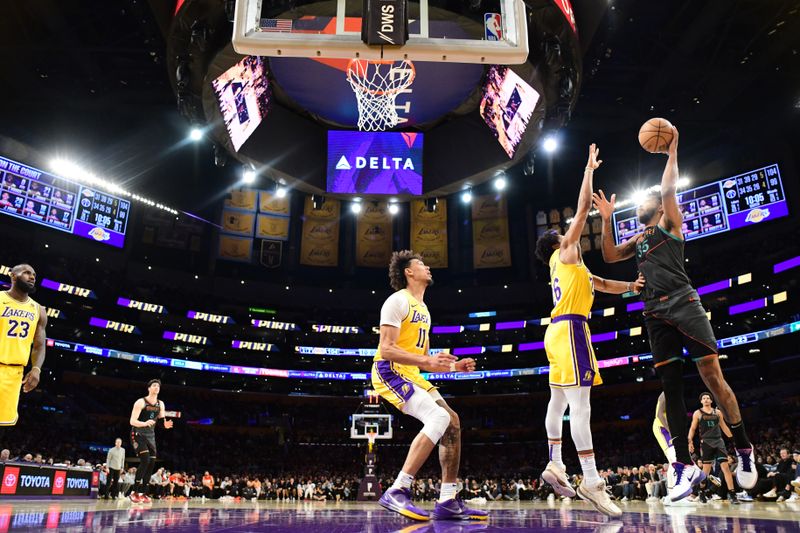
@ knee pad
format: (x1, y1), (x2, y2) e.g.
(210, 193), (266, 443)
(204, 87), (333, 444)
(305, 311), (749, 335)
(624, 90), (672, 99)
(402, 388), (452, 444)
(421, 406), (452, 444)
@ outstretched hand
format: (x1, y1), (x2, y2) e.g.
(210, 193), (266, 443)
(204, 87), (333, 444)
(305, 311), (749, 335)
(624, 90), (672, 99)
(592, 189), (616, 220)
(666, 125), (679, 155)
(587, 143), (602, 170)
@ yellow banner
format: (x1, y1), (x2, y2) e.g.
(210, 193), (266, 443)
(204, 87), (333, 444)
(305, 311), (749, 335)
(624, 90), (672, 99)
(356, 202), (393, 268)
(221, 209), (256, 236)
(218, 235), (253, 262)
(224, 189), (257, 211)
(258, 191), (291, 215)
(410, 199), (448, 268)
(256, 214), (290, 241)
(472, 194), (511, 268)
(300, 196), (340, 267)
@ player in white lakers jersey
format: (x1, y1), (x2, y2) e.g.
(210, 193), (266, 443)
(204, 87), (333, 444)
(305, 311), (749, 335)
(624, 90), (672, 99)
(0, 264), (47, 430)
(534, 145), (643, 517)
(373, 251), (487, 521)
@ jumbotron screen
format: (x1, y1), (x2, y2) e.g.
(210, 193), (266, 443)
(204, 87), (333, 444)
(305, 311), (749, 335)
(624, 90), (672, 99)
(326, 131), (423, 195)
(0, 156), (130, 248)
(613, 163), (788, 245)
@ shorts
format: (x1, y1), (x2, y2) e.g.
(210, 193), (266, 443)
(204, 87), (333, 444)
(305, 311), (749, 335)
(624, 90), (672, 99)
(371, 360), (438, 410)
(0, 364), (24, 426)
(544, 315), (602, 388)
(643, 287), (718, 367)
(131, 430), (158, 457)
(701, 440), (728, 463)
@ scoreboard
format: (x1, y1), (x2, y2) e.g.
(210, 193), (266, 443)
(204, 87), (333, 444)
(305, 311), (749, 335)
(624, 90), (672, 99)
(0, 156), (130, 248)
(613, 163), (788, 244)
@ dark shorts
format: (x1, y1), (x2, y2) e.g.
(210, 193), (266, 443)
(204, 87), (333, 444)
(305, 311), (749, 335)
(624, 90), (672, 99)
(131, 429), (157, 457)
(701, 440), (728, 463)
(643, 287), (718, 367)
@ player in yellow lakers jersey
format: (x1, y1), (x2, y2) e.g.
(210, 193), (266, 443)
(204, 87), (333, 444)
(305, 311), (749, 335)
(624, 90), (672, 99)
(534, 144), (643, 517)
(372, 251), (487, 522)
(0, 264), (47, 428)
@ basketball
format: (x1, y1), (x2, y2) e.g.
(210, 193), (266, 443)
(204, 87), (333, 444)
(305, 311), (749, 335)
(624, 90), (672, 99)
(638, 117), (674, 153)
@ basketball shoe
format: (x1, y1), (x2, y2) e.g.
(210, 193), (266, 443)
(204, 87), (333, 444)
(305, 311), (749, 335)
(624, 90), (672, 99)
(432, 498), (489, 520)
(379, 488), (430, 521)
(734, 448), (757, 489)
(576, 479), (622, 517)
(669, 463), (706, 502)
(541, 462), (576, 498)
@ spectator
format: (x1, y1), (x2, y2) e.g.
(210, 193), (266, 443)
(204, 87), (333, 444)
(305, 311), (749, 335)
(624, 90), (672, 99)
(106, 438), (125, 500)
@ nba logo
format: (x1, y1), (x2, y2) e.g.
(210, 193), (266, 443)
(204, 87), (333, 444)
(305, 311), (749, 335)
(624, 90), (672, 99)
(484, 13), (503, 41)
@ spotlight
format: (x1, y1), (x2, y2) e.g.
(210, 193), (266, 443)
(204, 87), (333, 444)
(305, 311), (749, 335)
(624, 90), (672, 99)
(424, 197), (439, 213)
(312, 195), (325, 210)
(678, 177), (691, 189)
(189, 128), (203, 141)
(494, 176), (507, 191)
(242, 168), (256, 184)
(275, 183), (287, 198)
(631, 189), (647, 206)
(461, 189), (472, 204)
(351, 202), (362, 214)
(542, 136), (558, 153)
(388, 203), (399, 215)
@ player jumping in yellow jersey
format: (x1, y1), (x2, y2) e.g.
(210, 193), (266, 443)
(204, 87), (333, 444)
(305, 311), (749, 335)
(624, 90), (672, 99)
(373, 250), (486, 522)
(1, 264), (48, 430)
(534, 144), (643, 518)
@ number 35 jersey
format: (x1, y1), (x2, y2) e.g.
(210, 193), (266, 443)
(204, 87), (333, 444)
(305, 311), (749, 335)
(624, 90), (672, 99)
(0, 292), (40, 366)
(548, 249), (594, 319)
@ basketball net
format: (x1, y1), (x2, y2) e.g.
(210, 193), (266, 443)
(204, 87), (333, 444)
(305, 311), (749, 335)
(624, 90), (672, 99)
(346, 59), (415, 132)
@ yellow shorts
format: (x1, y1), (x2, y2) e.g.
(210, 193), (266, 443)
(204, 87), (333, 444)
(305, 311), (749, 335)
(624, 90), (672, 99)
(371, 360), (437, 410)
(544, 316), (602, 388)
(0, 364), (24, 426)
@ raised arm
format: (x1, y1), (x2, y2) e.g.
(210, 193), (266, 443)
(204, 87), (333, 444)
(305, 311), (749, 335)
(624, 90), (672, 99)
(658, 126), (683, 237)
(593, 273), (645, 295)
(593, 190), (639, 263)
(22, 306), (48, 393)
(562, 144), (602, 254)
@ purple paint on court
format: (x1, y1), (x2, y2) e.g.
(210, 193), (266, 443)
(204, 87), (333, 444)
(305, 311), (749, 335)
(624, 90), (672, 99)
(0, 502), (795, 532)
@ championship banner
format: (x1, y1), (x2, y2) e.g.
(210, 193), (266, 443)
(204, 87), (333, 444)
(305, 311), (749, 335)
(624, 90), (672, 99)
(472, 194), (511, 268)
(356, 202), (392, 268)
(221, 209), (256, 236)
(256, 214), (290, 241)
(218, 234), (253, 262)
(258, 190), (291, 216)
(224, 188), (257, 211)
(300, 196), (340, 267)
(410, 199), (448, 268)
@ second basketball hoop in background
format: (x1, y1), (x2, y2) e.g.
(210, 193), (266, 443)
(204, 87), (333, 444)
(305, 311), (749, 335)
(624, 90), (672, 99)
(346, 59), (416, 131)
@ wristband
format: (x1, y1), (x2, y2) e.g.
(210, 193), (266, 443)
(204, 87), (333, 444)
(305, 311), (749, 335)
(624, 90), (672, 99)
(627, 282), (632, 293)
(449, 362), (456, 372)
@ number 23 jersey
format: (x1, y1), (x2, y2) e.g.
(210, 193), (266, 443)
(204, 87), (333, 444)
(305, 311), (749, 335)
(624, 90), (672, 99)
(0, 291), (40, 366)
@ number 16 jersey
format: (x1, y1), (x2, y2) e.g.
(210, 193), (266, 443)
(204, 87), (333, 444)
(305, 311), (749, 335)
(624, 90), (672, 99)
(549, 249), (594, 319)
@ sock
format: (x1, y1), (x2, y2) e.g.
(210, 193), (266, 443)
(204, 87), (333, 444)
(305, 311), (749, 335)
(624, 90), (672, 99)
(728, 420), (751, 450)
(548, 439), (564, 468)
(392, 471), (414, 490)
(439, 482), (458, 502)
(578, 452), (600, 483)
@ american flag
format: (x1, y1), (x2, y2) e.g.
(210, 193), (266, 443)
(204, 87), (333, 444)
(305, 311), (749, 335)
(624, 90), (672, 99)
(259, 18), (293, 32)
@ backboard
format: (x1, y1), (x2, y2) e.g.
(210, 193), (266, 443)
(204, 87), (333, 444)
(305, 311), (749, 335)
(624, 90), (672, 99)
(233, 0), (528, 64)
(351, 413), (392, 440)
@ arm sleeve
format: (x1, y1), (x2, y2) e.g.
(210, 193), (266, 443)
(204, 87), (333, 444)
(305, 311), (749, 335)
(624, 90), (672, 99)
(379, 292), (409, 328)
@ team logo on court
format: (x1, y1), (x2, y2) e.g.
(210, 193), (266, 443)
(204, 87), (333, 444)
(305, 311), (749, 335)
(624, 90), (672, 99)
(745, 208), (770, 223)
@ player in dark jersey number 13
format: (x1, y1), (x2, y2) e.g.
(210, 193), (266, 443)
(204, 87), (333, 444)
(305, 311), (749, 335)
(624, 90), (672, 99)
(128, 379), (173, 503)
(594, 124), (757, 502)
(688, 392), (739, 504)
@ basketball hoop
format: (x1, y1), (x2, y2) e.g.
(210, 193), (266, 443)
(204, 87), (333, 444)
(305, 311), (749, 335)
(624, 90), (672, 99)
(346, 59), (416, 132)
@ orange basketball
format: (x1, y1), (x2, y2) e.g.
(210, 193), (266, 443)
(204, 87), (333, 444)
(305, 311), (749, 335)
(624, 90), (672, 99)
(638, 117), (674, 153)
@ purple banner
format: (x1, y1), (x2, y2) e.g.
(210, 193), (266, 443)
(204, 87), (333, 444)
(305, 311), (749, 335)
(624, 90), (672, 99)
(41, 278), (96, 299)
(729, 298), (767, 316)
(163, 331), (209, 345)
(116, 297), (167, 314)
(726, 200), (788, 230)
(774, 255), (800, 274)
(327, 131), (423, 195)
(627, 301), (644, 313)
(452, 346), (485, 356)
(496, 320), (526, 330)
(432, 326), (463, 334)
(72, 219), (126, 248)
(518, 341), (545, 351)
(697, 279), (732, 296)
(591, 331), (618, 343)
(89, 317), (140, 335)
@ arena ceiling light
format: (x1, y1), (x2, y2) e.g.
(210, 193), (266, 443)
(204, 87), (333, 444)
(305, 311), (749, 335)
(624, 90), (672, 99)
(275, 184), (288, 198)
(494, 176), (507, 191)
(350, 198), (363, 214)
(242, 167), (257, 184)
(461, 189), (473, 204)
(189, 127), (203, 141)
(50, 158), (179, 215)
(388, 203), (399, 215)
(542, 136), (559, 153)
